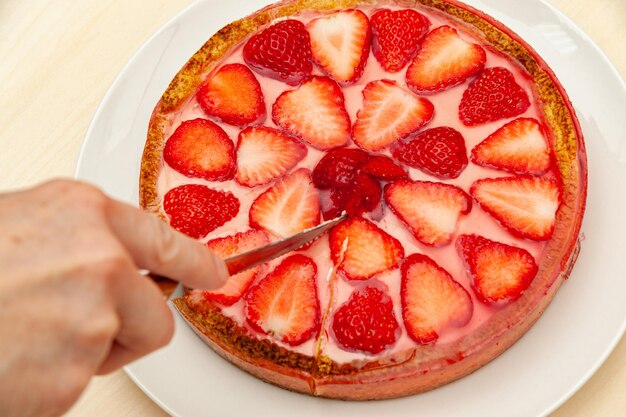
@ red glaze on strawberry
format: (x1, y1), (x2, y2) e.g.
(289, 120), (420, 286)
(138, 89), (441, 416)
(457, 234), (537, 305)
(249, 168), (320, 238)
(329, 216), (404, 280)
(272, 76), (351, 150)
(370, 8), (430, 72)
(385, 180), (471, 246)
(470, 176), (561, 240)
(459, 67), (530, 126)
(242, 19), (312, 85)
(332, 286), (399, 354)
(163, 118), (235, 181)
(355, 172), (383, 212)
(163, 184), (240, 239)
(401, 254), (473, 344)
(196, 64), (265, 127)
(203, 230), (270, 305)
(391, 126), (468, 179)
(471, 118), (552, 175)
(322, 172), (382, 219)
(406, 25), (486, 94)
(307, 10), (371, 84)
(353, 79), (434, 151)
(244, 254), (320, 346)
(236, 126), (307, 187)
(311, 147), (369, 189)
(360, 155), (408, 181)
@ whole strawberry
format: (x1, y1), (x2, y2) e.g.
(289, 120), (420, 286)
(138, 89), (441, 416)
(332, 286), (399, 354)
(391, 126), (468, 179)
(243, 19), (312, 85)
(163, 184), (240, 239)
(459, 67), (530, 125)
(370, 9), (430, 72)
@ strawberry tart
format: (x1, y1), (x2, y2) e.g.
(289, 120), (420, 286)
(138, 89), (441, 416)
(140, 0), (587, 400)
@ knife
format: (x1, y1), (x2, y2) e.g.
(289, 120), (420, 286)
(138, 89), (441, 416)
(151, 213), (347, 297)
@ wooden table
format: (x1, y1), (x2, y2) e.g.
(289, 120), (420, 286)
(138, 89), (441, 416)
(1, 1), (624, 415)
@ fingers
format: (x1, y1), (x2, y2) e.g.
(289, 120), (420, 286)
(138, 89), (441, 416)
(97, 266), (174, 375)
(106, 199), (229, 290)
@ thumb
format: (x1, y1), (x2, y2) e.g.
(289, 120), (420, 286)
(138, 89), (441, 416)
(106, 198), (229, 290)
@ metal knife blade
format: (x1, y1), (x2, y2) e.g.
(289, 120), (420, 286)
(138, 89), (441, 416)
(151, 213), (347, 297)
(224, 212), (347, 275)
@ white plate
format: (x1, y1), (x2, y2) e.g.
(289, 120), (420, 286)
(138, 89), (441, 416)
(76, 0), (626, 416)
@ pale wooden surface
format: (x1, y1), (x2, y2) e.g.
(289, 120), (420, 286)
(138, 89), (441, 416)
(0, 0), (624, 416)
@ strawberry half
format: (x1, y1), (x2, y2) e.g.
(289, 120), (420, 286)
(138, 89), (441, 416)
(370, 8), (430, 72)
(311, 147), (369, 189)
(332, 286), (399, 354)
(242, 19), (312, 85)
(353, 79), (434, 151)
(163, 118), (235, 181)
(360, 155), (408, 181)
(249, 168), (320, 238)
(406, 25), (486, 93)
(272, 76), (351, 150)
(244, 254), (320, 346)
(457, 234), (538, 305)
(459, 67), (530, 126)
(470, 176), (561, 240)
(196, 63), (265, 127)
(235, 126), (307, 187)
(307, 10), (371, 84)
(201, 230), (270, 306)
(329, 217), (404, 280)
(385, 180), (471, 246)
(401, 253), (473, 344)
(163, 184), (240, 239)
(471, 117), (552, 175)
(391, 126), (468, 179)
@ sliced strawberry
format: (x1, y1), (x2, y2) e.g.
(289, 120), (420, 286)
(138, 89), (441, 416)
(272, 76), (351, 150)
(329, 217), (404, 280)
(244, 254), (320, 346)
(235, 126), (307, 187)
(307, 10), (371, 84)
(360, 155), (408, 181)
(401, 253), (473, 344)
(196, 64), (265, 127)
(471, 118), (552, 175)
(390, 126), (468, 179)
(406, 25), (486, 93)
(459, 67), (530, 126)
(249, 168), (320, 238)
(198, 230), (271, 306)
(311, 147), (369, 189)
(242, 19), (312, 85)
(163, 184), (240, 239)
(332, 286), (399, 354)
(370, 8), (430, 72)
(470, 176), (561, 240)
(457, 234), (538, 305)
(353, 79), (434, 151)
(385, 180), (471, 246)
(163, 118), (235, 181)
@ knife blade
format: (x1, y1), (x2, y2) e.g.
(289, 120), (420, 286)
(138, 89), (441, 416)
(224, 212), (347, 275)
(151, 213), (347, 297)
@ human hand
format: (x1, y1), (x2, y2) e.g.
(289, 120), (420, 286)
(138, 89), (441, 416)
(0, 179), (228, 417)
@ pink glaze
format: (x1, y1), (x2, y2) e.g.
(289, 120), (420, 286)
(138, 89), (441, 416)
(158, 5), (554, 365)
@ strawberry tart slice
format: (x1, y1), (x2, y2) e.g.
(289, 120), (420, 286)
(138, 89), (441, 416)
(140, 0), (587, 400)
